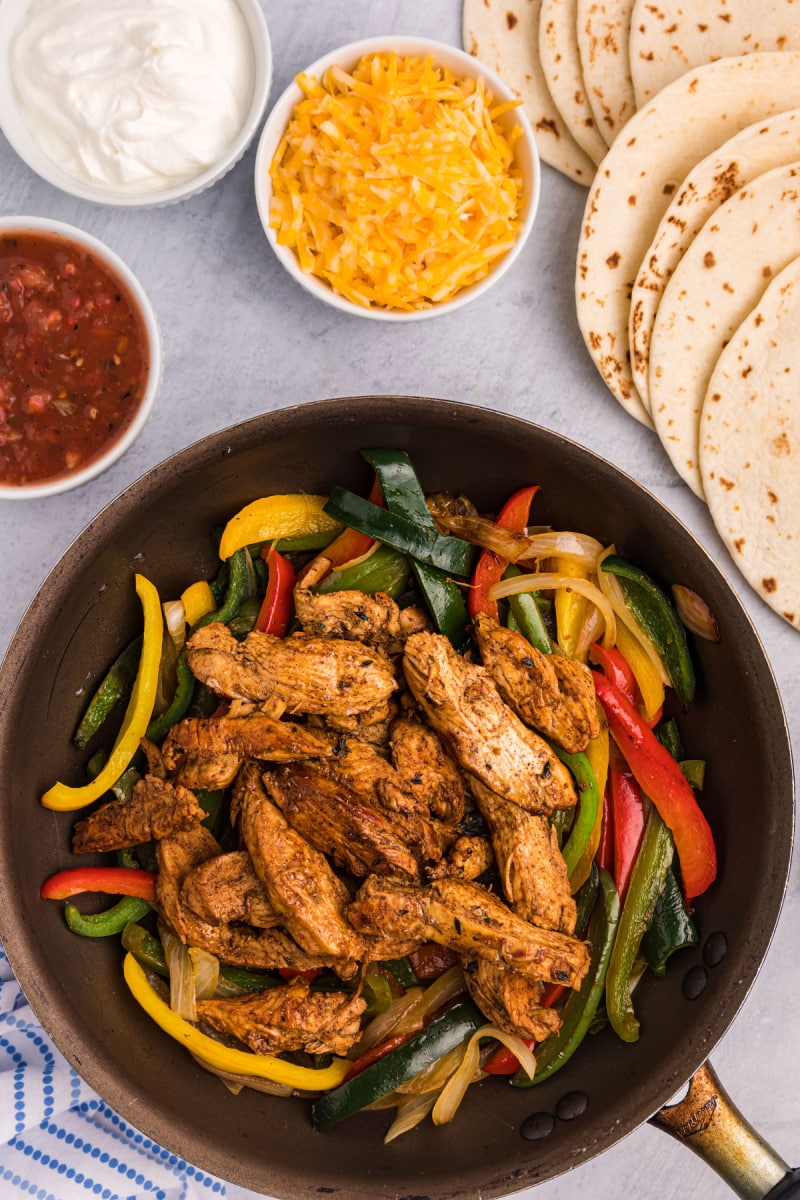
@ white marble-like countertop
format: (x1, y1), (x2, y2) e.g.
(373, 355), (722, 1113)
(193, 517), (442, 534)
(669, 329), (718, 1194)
(0, 3), (797, 1199)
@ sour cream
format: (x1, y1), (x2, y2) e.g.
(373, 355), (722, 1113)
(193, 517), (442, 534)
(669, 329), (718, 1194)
(11, 0), (254, 193)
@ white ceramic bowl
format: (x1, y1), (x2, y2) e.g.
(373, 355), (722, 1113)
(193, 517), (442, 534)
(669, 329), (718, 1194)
(0, 0), (272, 207)
(0, 216), (163, 499)
(254, 36), (540, 322)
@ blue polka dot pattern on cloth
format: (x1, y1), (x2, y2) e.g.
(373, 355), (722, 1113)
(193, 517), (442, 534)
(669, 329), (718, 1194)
(0, 946), (268, 1200)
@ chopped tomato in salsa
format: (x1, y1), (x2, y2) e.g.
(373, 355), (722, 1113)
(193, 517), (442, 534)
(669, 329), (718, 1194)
(0, 231), (149, 486)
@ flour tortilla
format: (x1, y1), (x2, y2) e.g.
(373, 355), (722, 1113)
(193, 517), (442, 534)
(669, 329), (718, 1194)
(539, 0), (608, 165)
(630, 107), (800, 413)
(462, 0), (595, 185)
(649, 161), (800, 497)
(700, 255), (800, 630)
(630, 0), (800, 108)
(575, 51), (800, 428)
(576, 0), (636, 147)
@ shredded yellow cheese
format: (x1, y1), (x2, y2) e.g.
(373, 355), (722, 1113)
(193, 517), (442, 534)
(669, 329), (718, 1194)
(269, 52), (525, 311)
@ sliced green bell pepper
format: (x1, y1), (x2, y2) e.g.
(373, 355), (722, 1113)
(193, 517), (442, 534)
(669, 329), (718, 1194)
(312, 999), (484, 1130)
(552, 746), (600, 886)
(317, 545), (410, 599)
(600, 557), (695, 710)
(642, 866), (698, 978)
(65, 895), (152, 938)
(504, 565), (551, 654)
(74, 636), (143, 749)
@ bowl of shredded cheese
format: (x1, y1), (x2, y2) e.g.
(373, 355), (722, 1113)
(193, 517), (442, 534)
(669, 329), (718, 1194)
(254, 37), (539, 320)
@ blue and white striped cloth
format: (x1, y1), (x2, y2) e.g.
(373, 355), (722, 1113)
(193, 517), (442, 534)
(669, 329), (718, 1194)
(0, 947), (262, 1200)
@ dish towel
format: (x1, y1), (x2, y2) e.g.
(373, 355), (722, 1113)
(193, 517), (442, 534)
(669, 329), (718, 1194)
(0, 947), (262, 1200)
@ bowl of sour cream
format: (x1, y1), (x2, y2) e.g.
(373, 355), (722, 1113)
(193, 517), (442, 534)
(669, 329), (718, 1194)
(0, 0), (272, 206)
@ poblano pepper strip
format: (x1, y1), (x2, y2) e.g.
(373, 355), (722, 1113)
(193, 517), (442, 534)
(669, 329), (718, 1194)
(642, 866), (698, 978)
(600, 557), (695, 710)
(318, 545), (410, 599)
(513, 868), (620, 1087)
(605, 806), (675, 1043)
(74, 635), (142, 749)
(411, 559), (470, 649)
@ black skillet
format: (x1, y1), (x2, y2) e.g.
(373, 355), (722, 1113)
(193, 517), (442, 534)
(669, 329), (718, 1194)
(0, 396), (794, 1198)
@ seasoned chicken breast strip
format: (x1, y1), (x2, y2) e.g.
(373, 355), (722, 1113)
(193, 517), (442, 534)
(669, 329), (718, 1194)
(264, 763), (421, 881)
(294, 558), (430, 651)
(403, 632), (577, 815)
(197, 978), (366, 1057)
(460, 957), (562, 1042)
(72, 775), (206, 854)
(161, 712), (332, 772)
(389, 716), (466, 823)
(473, 613), (601, 754)
(180, 850), (280, 929)
(186, 622), (396, 718)
(348, 875), (589, 988)
(469, 778), (576, 935)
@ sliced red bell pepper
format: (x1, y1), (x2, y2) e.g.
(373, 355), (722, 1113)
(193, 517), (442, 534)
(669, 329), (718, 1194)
(483, 980), (563, 1074)
(468, 485), (540, 620)
(596, 780), (615, 873)
(277, 968), (321, 982)
(589, 642), (638, 705)
(407, 942), (459, 981)
(41, 867), (157, 903)
(343, 1031), (415, 1081)
(255, 547), (296, 636)
(592, 672), (717, 901)
(610, 765), (646, 903)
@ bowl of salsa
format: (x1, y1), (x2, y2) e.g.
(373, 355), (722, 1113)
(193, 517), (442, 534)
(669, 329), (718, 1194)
(0, 216), (162, 498)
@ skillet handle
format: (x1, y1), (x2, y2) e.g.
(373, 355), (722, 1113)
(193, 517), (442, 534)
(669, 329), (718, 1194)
(650, 1060), (798, 1200)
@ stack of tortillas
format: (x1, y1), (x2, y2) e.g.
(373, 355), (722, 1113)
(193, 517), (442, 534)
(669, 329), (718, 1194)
(463, 3), (800, 630)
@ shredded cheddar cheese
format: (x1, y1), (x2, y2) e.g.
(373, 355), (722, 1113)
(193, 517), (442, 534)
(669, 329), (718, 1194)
(268, 52), (525, 311)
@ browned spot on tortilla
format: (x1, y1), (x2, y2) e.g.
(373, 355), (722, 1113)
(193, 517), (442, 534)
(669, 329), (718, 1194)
(665, 23), (678, 33)
(506, 11), (518, 30)
(767, 490), (779, 505)
(720, 477), (736, 491)
(763, 265), (772, 278)
(783, 611), (796, 623)
(703, 252), (716, 268)
(663, 182), (676, 195)
(742, 364), (753, 378)
(536, 117), (559, 137)
(718, 11), (732, 21)
(762, 577), (778, 594)
(773, 433), (791, 455)
(754, 313), (765, 326)
(688, 78), (699, 93)
(733, 537), (746, 553)
(606, 252), (621, 268)
(697, 23), (708, 32)
(709, 392), (721, 403)
(711, 163), (741, 203)
(628, 194), (637, 205)
(641, 50), (655, 62)
(723, 282), (734, 293)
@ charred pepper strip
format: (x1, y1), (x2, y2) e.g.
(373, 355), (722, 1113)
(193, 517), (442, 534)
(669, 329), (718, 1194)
(593, 673), (716, 901)
(605, 805), (674, 1042)
(312, 999), (484, 1130)
(123, 954), (350, 1089)
(513, 868), (620, 1086)
(323, 486), (474, 576)
(601, 557), (695, 710)
(65, 895), (151, 938)
(42, 575), (163, 813)
(74, 636), (142, 749)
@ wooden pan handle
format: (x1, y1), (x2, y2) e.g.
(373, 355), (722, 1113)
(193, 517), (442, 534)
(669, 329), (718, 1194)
(650, 1060), (799, 1199)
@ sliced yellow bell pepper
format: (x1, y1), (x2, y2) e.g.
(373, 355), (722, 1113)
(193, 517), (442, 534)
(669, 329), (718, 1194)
(568, 716), (609, 891)
(123, 953), (350, 1089)
(615, 621), (665, 722)
(218, 494), (342, 561)
(41, 574), (163, 813)
(180, 580), (216, 628)
(554, 557), (588, 660)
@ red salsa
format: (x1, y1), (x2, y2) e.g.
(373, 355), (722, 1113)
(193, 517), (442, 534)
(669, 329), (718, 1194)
(0, 230), (149, 487)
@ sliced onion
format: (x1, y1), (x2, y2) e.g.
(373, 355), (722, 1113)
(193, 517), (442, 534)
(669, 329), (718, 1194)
(189, 1055), (322, 1099)
(160, 923), (197, 1021)
(189, 947), (220, 1001)
(396, 1042), (468, 1096)
(596, 547), (670, 683)
(490, 573), (616, 647)
(572, 600), (606, 659)
(383, 1093), (437, 1143)
(352, 986), (425, 1058)
(162, 599), (186, 653)
(330, 541), (380, 573)
(671, 585), (721, 642)
(481, 1028), (537, 1080)
(436, 515), (602, 567)
(431, 1033), (482, 1125)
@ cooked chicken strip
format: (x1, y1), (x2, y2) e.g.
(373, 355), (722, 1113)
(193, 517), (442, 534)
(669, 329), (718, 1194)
(389, 716), (466, 824)
(473, 613), (601, 754)
(403, 632), (577, 815)
(72, 775), (205, 854)
(294, 559), (430, 652)
(156, 826), (344, 974)
(237, 762), (368, 963)
(348, 875), (589, 988)
(197, 978), (366, 1057)
(316, 735), (456, 862)
(186, 621), (397, 718)
(180, 850), (279, 929)
(469, 778), (576, 935)
(425, 835), (494, 883)
(461, 957), (562, 1042)
(264, 763), (421, 881)
(174, 752), (241, 791)
(161, 712), (332, 773)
